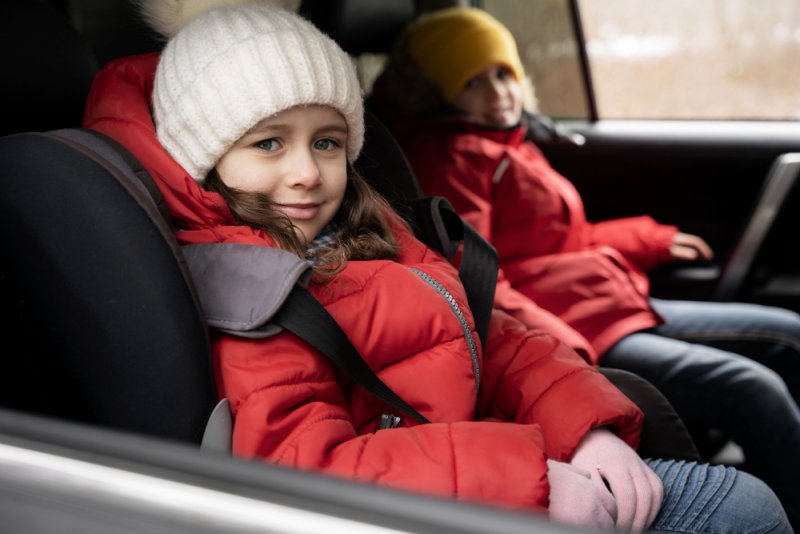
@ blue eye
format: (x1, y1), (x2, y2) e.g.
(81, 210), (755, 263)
(314, 137), (341, 151)
(255, 138), (281, 151)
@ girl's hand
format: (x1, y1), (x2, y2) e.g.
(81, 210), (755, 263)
(546, 459), (617, 530)
(569, 428), (663, 532)
(670, 232), (714, 262)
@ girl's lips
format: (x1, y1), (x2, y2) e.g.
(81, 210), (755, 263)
(276, 203), (321, 221)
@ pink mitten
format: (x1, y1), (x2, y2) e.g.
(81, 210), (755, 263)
(546, 459), (617, 530)
(570, 428), (663, 532)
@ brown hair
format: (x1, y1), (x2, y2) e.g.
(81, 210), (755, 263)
(204, 166), (400, 280)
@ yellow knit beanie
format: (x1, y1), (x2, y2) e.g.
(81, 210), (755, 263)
(406, 7), (524, 103)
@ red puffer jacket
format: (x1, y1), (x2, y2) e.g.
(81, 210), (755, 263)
(83, 53), (643, 511)
(385, 116), (677, 362)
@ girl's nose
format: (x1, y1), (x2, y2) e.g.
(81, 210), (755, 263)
(487, 78), (503, 100)
(286, 148), (322, 188)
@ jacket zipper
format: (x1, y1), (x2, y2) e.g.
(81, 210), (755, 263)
(407, 267), (480, 393)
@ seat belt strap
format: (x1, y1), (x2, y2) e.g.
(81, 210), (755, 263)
(273, 285), (431, 425)
(404, 197), (498, 349)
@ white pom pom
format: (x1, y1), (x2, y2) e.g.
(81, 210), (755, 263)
(137, 0), (297, 39)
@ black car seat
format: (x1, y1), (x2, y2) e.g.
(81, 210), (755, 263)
(0, 129), (219, 444)
(0, 0), (220, 445)
(299, 0), (416, 56)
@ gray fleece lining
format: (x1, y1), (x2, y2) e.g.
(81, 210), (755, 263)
(182, 243), (312, 338)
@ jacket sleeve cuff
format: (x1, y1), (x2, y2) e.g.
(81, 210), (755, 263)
(650, 223), (679, 267)
(449, 421), (551, 510)
(520, 367), (644, 461)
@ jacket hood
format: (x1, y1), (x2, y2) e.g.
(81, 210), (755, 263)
(83, 52), (277, 247)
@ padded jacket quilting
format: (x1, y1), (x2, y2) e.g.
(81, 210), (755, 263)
(385, 117), (678, 362)
(83, 53), (643, 511)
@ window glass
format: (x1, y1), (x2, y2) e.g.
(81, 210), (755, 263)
(578, 0), (800, 120)
(483, 0), (589, 119)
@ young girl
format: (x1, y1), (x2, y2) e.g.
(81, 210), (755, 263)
(83, 1), (791, 532)
(372, 6), (800, 528)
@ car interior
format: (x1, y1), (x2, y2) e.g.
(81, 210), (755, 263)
(0, 1), (579, 532)
(1, 0), (797, 531)
(1, 0), (480, 443)
(0, 2), (576, 532)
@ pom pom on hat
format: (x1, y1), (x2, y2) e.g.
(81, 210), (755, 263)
(144, 0), (364, 182)
(139, 0), (269, 40)
(406, 7), (524, 103)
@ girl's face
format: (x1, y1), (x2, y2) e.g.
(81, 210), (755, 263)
(452, 64), (523, 128)
(216, 105), (349, 244)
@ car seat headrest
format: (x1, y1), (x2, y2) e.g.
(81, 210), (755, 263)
(299, 0), (416, 55)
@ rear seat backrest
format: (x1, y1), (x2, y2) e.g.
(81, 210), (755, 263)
(299, 0), (416, 55)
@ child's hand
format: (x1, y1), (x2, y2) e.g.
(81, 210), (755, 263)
(670, 232), (714, 262)
(569, 428), (663, 532)
(546, 459), (617, 529)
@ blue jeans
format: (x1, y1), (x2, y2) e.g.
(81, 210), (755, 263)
(646, 459), (791, 533)
(603, 299), (800, 529)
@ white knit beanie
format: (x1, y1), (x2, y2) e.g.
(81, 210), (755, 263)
(147, 0), (364, 182)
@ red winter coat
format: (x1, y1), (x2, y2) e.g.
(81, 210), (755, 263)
(383, 115), (677, 363)
(83, 53), (643, 512)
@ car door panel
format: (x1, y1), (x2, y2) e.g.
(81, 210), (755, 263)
(537, 120), (800, 309)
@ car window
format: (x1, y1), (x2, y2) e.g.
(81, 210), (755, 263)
(486, 0), (800, 121)
(579, 0), (800, 120)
